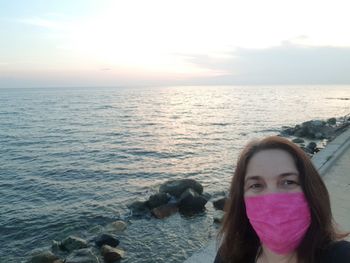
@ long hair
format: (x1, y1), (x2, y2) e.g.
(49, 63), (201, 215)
(217, 136), (347, 263)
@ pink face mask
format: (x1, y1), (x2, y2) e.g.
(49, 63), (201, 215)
(244, 192), (311, 254)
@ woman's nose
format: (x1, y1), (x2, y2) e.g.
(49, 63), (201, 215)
(264, 184), (282, 194)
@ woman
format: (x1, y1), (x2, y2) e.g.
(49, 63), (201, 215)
(214, 136), (350, 263)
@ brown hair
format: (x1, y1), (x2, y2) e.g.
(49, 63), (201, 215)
(217, 136), (347, 263)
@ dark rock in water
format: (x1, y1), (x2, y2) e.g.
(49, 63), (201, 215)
(128, 200), (150, 217)
(281, 127), (295, 136)
(51, 240), (62, 252)
(307, 142), (317, 152)
(213, 210), (225, 224)
(291, 120), (331, 139)
(147, 192), (171, 209)
(327, 117), (337, 125)
(159, 179), (203, 197)
(178, 188), (207, 213)
(302, 120), (325, 128)
(95, 234), (120, 248)
(292, 138), (305, 143)
(101, 245), (125, 263)
(151, 203), (179, 219)
(301, 146), (313, 155)
(212, 197), (228, 211)
(30, 251), (59, 263)
(201, 192), (212, 201)
(60, 236), (88, 252)
(65, 248), (99, 263)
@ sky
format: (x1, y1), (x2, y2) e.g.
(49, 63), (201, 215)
(1, 0), (350, 87)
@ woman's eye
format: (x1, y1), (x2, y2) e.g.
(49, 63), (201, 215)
(250, 183), (263, 189)
(282, 180), (299, 186)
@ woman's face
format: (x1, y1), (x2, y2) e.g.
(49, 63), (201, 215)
(244, 149), (302, 197)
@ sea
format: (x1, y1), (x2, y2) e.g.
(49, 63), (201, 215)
(0, 85), (349, 263)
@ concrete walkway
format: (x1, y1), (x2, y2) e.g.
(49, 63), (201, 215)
(321, 140), (350, 238)
(184, 128), (350, 263)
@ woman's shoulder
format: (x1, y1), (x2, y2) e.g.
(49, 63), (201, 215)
(323, 240), (350, 262)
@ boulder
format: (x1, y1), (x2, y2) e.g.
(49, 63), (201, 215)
(292, 138), (304, 143)
(51, 240), (61, 252)
(95, 233), (120, 248)
(301, 146), (313, 155)
(307, 142), (317, 152)
(60, 236), (88, 252)
(212, 197), (228, 211)
(159, 179), (203, 197)
(65, 248), (99, 263)
(303, 120), (324, 128)
(147, 192), (171, 209)
(213, 210), (225, 224)
(201, 192), (212, 201)
(298, 120), (326, 139)
(101, 245), (125, 263)
(151, 203), (179, 219)
(178, 188), (207, 213)
(30, 251), (59, 263)
(280, 127), (295, 136)
(327, 118), (337, 126)
(314, 132), (325, 139)
(128, 201), (150, 217)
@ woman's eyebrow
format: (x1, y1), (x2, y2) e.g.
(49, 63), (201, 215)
(279, 172), (299, 177)
(245, 175), (261, 182)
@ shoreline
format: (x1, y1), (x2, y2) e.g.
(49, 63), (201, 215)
(183, 120), (350, 263)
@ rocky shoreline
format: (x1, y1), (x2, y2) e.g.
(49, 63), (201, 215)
(28, 115), (350, 263)
(279, 115), (350, 155)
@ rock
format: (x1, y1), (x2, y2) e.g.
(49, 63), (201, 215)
(301, 146), (313, 155)
(101, 245), (125, 263)
(30, 251), (59, 263)
(60, 236), (88, 252)
(159, 179), (203, 197)
(292, 138), (304, 143)
(95, 233), (120, 248)
(127, 201), (150, 217)
(178, 188), (207, 213)
(289, 121), (319, 139)
(307, 142), (317, 152)
(314, 132), (325, 139)
(65, 248), (99, 263)
(302, 120), (325, 128)
(147, 192), (171, 209)
(51, 240), (61, 252)
(212, 197), (228, 211)
(151, 203), (179, 219)
(201, 192), (212, 201)
(110, 220), (127, 231)
(280, 126), (295, 136)
(327, 117), (337, 125)
(213, 210), (225, 224)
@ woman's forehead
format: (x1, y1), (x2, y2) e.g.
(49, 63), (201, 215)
(245, 149), (298, 178)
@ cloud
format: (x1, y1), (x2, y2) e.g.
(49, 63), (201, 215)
(184, 44), (350, 84)
(18, 17), (67, 30)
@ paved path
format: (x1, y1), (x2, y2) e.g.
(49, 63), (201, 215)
(184, 128), (350, 262)
(322, 142), (350, 238)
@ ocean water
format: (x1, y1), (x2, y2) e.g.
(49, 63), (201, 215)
(0, 85), (349, 262)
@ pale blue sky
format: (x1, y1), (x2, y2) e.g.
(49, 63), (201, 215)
(1, 0), (350, 87)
